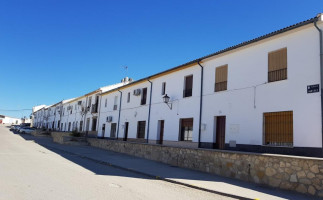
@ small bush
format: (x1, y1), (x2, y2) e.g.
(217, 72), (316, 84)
(71, 130), (81, 137)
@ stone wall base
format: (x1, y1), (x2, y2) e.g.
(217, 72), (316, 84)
(87, 138), (323, 198)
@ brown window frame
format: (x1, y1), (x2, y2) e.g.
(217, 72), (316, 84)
(214, 64), (228, 92)
(183, 75), (193, 98)
(268, 47), (287, 82)
(263, 111), (293, 147)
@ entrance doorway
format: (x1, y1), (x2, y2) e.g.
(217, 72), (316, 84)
(124, 122), (129, 141)
(157, 120), (164, 144)
(214, 116), (226, 149)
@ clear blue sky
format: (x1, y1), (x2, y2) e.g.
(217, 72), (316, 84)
(0, 0), (322, 118)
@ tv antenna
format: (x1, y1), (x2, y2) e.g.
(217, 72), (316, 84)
(122, 66), (128, 76)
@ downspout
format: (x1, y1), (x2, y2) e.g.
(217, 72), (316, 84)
(147, 80), (153, 143)
(97, 94), (102, 138)
(83, 97), (88, 134)
(116, 90), (122, 140)
(314, 15), (323, 152)
(197, 61), (204, 148)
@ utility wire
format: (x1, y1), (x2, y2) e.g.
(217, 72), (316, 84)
(0, 109), (32, 112)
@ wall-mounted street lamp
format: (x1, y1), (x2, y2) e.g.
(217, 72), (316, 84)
(162, 94), (172, 110)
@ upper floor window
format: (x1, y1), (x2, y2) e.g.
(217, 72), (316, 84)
(183, 75), (193, 98)
(88, 96), (92, 107)
(141, 88), (147, 105)
(127, 92), (130, 103)
(161, 82), (166, 95)
(105, 98), (107, 107)
(215, 64), (228, 92)
(113, 96), (118, 110)
(268, 47), (287, 82)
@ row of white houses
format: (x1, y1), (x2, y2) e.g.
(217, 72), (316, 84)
(33, 14), (323, 157)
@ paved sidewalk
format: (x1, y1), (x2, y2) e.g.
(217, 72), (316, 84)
(20, 134), (313, 200)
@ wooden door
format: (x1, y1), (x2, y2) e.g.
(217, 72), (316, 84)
(124, 122), (129, 141)
(158, 120), (164, 144)
(215, 116), (226, 149)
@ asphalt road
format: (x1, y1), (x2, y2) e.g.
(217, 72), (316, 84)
(0, 125), (235, 200)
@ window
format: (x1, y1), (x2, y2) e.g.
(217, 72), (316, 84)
(183, 75), (193, 97)
(127, 92), (130, 103)
(72, 122), (75, 130)
(92, 118), (97, 131)
(110, 123), (117, 138)
(88, 96), (92, 107)
(180, 118), (193, 141)
(113, 96), (118, 110)
(68, 122), (71, 131)
(141, 88), (147, 105)
(268, 47), (287, 82)
(161, 82), (166, 95)
(137, 121), (146, 138)
(105, 98), (107, 107)
(215, 65), (228, 92)
(264, 111), (293, 147)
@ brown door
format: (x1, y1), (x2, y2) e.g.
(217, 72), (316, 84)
(158, 120), (164, 144)
(124, 122), (129, 141)
(215, 116), (226, 149)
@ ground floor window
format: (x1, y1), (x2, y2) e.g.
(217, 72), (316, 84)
(264, 111), (293, 147)
(68, 122), (71, 131)
(137, 121), (146, 139)
(110, 123), (117, 138)
(179, 118), (193, 141)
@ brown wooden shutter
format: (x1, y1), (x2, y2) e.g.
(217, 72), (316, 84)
(268, 48), (287, 82)
(185, 75), (193, 90)
(264, 111), (293, 146)
(215, 65), (228, 92)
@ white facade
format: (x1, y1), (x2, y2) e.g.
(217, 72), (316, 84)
(0, 115), (22, 124)
(32, 15), (323, 157)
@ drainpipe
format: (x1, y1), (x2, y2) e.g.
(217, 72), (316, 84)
(97, 93), (102, 138)
(314, 15), (323, 152)
(147, 80), (153, 143)
(83, 97), (88, 134)
(197, 61), (204, 148)
(116, 90), (122, 140)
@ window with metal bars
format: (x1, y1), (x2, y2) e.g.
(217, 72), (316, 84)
(215, 65), (228, 92)
(264, 111), (293, 147)
(268, 48), (287, 82)
(179, 118), (193, 141)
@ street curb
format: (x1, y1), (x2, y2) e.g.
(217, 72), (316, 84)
(45, 145), (253, 200)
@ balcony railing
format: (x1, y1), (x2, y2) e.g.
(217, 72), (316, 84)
(183, 89), (192, 98)
(268, 68), (287, 82)
(214, 81), (227, 92)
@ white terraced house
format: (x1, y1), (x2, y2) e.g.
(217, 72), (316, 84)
(33, 14), (323, 157)
(32, 78), (132, 135)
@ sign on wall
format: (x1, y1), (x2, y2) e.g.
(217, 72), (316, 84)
(307, 84), (319, 94)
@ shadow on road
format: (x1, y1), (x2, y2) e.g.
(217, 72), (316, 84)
(9, 127), (314, 200)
